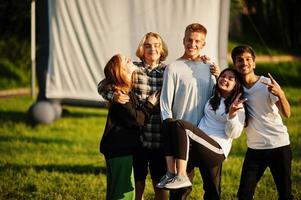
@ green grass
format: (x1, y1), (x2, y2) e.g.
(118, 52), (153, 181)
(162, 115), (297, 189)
(0, 89), (301, 199)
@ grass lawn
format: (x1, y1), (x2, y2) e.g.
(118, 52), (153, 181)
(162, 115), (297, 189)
(0, 87), (300, 199)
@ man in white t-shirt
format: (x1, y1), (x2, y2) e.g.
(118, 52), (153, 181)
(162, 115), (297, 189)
(231, 45), (293, 200)
(160, 23), (220, 200)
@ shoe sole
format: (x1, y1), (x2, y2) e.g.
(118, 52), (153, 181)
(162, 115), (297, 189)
(164, 183), (192, 190)
(156, 184), (165, 189)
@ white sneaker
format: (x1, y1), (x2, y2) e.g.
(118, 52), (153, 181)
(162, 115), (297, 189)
(164, 175), (192, 189)
(156, 172), (176, 189)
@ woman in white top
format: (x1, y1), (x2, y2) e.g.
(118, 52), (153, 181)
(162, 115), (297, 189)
(157, 68), (247, 194)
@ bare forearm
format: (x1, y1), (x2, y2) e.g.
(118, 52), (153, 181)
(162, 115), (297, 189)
(277, 92), (291, 118)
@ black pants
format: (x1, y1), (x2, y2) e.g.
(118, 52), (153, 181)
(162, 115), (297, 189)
(162, 119), (225, 200)
(237, 145), (293, 200)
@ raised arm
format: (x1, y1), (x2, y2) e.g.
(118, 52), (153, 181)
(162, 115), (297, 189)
(97, 80), (129, 104)
(261, 73), (291, 118)
(225, 93), (247, 139)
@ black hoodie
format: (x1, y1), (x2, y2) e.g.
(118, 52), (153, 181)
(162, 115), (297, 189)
(100, 92), (154, 159)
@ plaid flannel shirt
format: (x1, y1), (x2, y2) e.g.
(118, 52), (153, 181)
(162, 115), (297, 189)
(132, 61), (166, 149)
(98, 61), (166, 149)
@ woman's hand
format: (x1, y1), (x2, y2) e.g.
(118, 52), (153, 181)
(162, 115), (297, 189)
(147, 90), (161, 106)
(229, 93), (247, 119)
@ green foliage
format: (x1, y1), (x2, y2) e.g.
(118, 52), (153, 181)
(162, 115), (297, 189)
(0, 38), (31, 89)
(230, 0), (301, 53)
(0, 91), (301, 199)
(255, 62), (301, 87)
(228, 37), (288, 55)
(0, 1), (31, 90)
(0, 0), (30, 40)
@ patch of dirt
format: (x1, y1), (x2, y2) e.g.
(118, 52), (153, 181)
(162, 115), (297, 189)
(255, 55), (301, 63)
(0, 88), (32, 98)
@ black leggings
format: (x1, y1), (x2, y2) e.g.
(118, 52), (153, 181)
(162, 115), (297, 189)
(162, 119), (226, 200)
(162, 119), (225, 168)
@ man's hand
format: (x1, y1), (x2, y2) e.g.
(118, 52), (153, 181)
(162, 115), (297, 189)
(261, 73), (291, 118)
(197, 55), (220, 77)
(261, 73), (284, 97)
(198, 55), (211, 63)
(209, 62), (220, 78)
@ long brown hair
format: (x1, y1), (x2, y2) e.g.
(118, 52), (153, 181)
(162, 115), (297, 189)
(101, 54), (132, 94)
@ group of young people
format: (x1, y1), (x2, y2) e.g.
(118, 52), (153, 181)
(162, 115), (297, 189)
(98, 23), (293, 200)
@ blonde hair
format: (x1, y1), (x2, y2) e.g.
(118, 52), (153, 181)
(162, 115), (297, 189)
(136, 32), (168, 61)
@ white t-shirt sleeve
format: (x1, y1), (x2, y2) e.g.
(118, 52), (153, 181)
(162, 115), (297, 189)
(225, 108), (245, 139)
(270, 93), (279, 104)
(210, 75), (216, 92)
(265, 77), (279, 104)
(160, 65), (175, 120)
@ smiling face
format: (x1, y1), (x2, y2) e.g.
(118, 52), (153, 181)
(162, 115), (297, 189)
(143, 36), (161, 65)
(182, 31), (206, 60)
(217, 70), (237, 98)
(234, 52), (256, 75)
(120, 55), (137, 81)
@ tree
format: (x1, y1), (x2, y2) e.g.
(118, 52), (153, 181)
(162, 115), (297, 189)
(231, 0), (301, 53)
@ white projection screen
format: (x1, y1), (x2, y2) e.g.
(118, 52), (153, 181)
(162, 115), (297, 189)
(43, 0), (230, 105)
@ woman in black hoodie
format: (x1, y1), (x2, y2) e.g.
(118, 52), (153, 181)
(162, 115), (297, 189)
(98, 54), (160, 200)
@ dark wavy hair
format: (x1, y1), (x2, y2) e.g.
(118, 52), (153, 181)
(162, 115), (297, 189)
(231, 45), (256, 64)
(209, 68), (244, 112)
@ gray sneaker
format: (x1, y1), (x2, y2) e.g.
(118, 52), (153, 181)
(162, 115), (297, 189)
(164, 175), (192, 189)
(156, 172), (176, 189)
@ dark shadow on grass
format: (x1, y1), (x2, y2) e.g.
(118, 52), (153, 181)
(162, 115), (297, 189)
(0, 135), (71, 144)
(62, 110), (107, 119)
(0, 109), (107, 126)
(0, 163), (106, 175)
(0, 110), (27, 124)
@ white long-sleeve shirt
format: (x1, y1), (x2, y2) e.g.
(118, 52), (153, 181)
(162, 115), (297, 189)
(198, 98), (245, 157)
(160, 59), (216, 125)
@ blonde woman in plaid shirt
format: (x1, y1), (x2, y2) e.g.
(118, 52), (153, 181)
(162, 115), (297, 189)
(98, 32), (169, 200)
